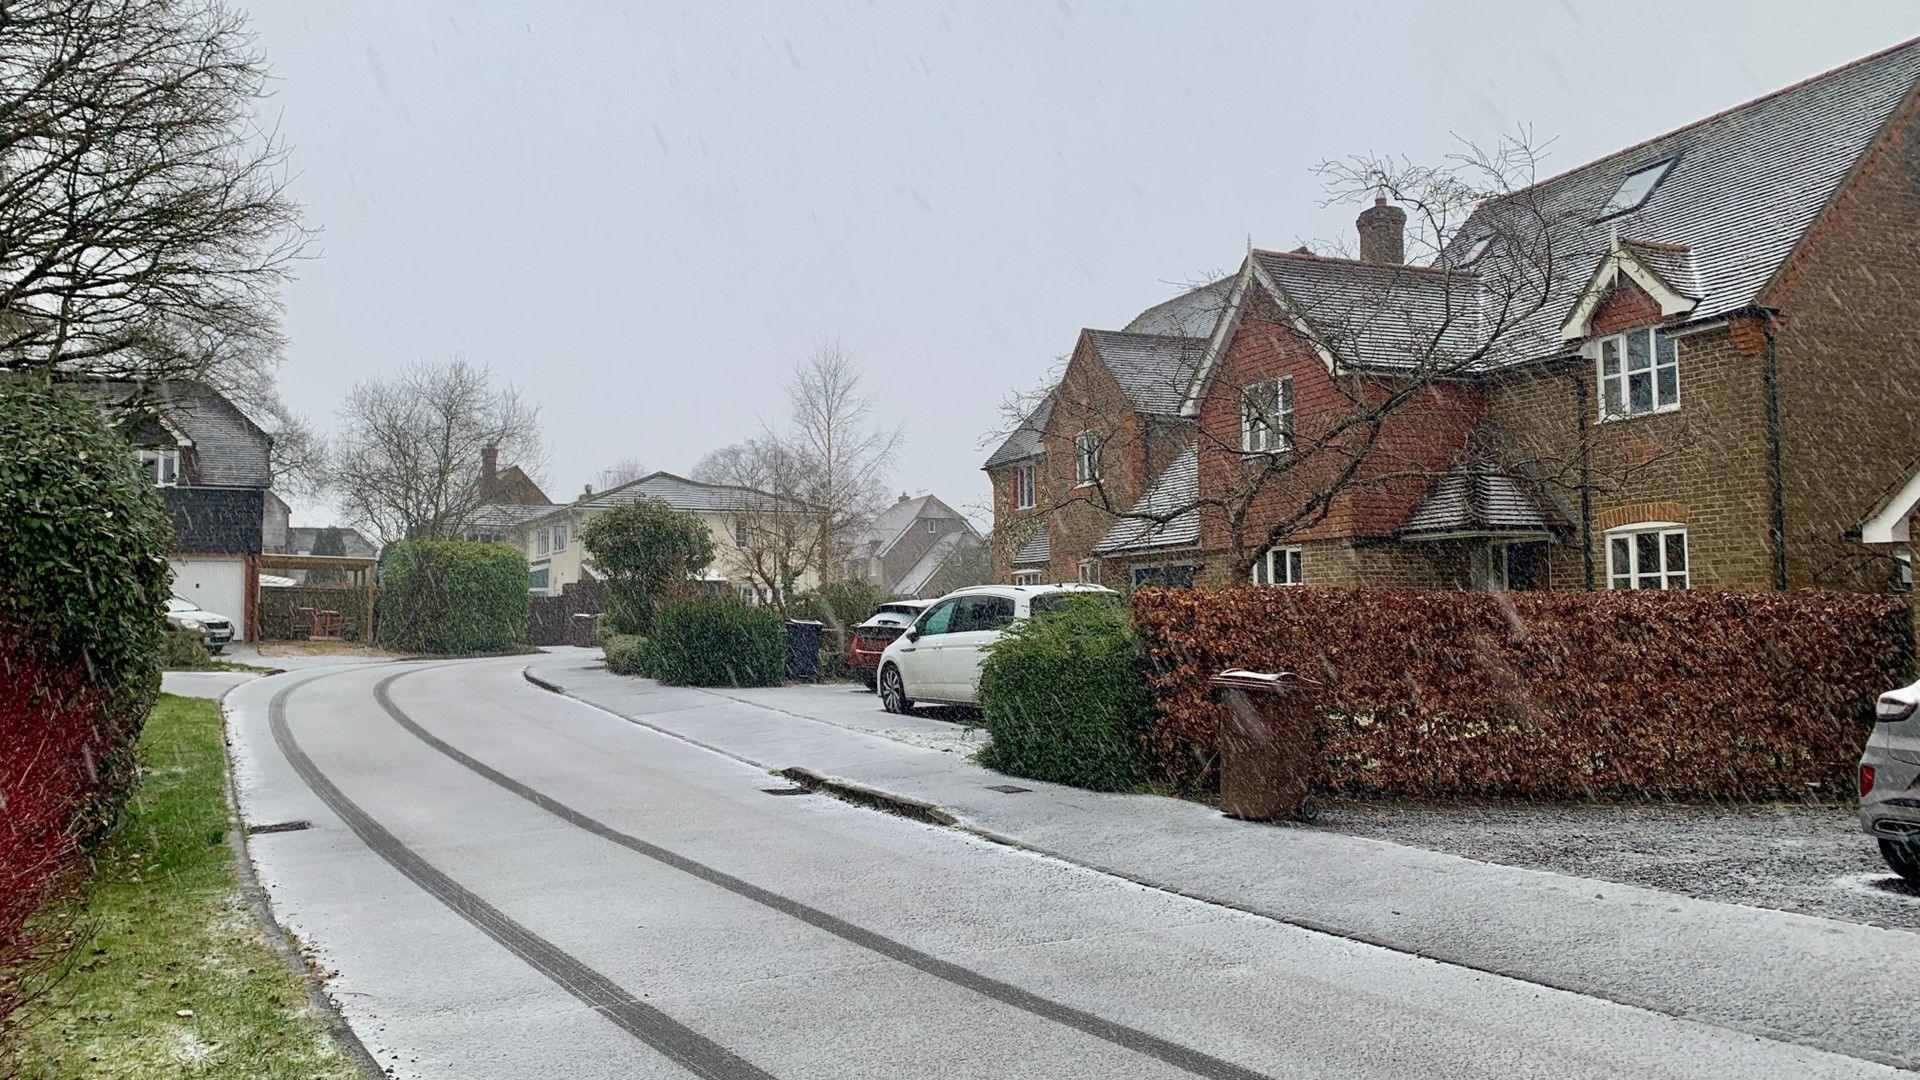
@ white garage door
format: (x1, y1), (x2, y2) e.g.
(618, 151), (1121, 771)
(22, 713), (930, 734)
(168, 557), (249, 642)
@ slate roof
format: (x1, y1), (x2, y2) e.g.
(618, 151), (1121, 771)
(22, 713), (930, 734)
(1249, 251), (1487, 371)
(1092, 446), (1201, 554)
(1401, 464), (1561, 537)
(288, 526), (378, 559)
(1011, 531), (1051, 567)
(983, 389), (1055, 469)
(582, 471), (798, 513)
(1443, 36), (1920, 363)
(860, 493), (980, 558)
(1123, 277), (1235, 337)
(75, 379), (272, 488)
(893, 530), (989, 598)
(1086, 330), (1207, 418)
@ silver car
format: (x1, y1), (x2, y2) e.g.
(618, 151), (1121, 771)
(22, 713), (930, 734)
(166, 594), (235, 653)
(1860, 679), (1920, 883)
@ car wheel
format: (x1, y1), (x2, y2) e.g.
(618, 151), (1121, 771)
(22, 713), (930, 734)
(208, 645), (224, 655)
(859, 671), (877, 691)
(879, 665), (912, 715)
(1880, 838), (1920, 884)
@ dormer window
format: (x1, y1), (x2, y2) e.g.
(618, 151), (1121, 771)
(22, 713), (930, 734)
(1075, 431), (1103, 485)
(1241, 377), (1293, 454)
(1598, 157), (1676, 219)
(1597, 326), (1678, 419)
(137, 448), (179, 487)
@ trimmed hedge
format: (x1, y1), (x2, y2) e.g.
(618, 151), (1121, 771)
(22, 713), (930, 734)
(0, 382), (172, 834)
(1132, 587), (1912, 800)
(376, 539), (529, 654)
(161, 631), (215, 670)
(603, 634), (648, 676)
(978, 596), (1156, 791)
(644, 596), (784, 687)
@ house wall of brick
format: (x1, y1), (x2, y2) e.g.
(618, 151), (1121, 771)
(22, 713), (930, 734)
(1037, 336), (1154, 583)
(1486, 312), (1775, 590)
(1764, 89), (1920, 591)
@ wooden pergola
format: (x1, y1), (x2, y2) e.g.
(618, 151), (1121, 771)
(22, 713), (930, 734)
(256, 553), (379, 643)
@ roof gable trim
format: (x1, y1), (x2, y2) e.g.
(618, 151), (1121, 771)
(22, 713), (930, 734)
(1559, 243), (1699, 342)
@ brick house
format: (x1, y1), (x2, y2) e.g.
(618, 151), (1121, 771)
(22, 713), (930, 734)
(988, 38), (1920, 594)
(844, 493), (992, 599)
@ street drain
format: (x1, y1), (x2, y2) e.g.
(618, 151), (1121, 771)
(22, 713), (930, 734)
(248, 820), (312, 835)
(761, 786), (812, 796)
(986, 784), (1032, 794)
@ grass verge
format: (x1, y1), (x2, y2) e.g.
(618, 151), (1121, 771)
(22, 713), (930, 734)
(8, 694), (360, 1078)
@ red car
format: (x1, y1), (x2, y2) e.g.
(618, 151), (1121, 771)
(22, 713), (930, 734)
(846, 600), (932, 689)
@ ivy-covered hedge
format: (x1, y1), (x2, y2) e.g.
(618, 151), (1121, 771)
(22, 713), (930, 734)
(376, 539), (529, 654)
(1132, 587), (1911, 800)
(643, 596), (784, 687)
(0, 382), (172, 833)
(978, 597), (1156, 791)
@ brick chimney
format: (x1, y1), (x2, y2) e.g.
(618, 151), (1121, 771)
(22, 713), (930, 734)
(1357, 196), (1407, 265)
(480, 444), (499, 496)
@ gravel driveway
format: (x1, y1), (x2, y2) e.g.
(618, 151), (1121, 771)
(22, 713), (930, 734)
(1318, 796), (1920, 930)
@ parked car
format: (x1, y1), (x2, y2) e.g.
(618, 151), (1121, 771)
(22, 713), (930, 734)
(1862, 679), (1920, 883)
(877, 583), (1116, 713)
(846, 599), (933, 689)
(166, 594), (236, 654)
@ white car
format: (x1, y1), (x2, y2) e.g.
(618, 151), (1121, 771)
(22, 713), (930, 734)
(876, 583), (1117, 713)
(1861, 678), (1920, 883)
(166, 594), (235, 653)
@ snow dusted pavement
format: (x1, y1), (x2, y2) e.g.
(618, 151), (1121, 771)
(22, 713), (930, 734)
(528, 649), (1920, 1073)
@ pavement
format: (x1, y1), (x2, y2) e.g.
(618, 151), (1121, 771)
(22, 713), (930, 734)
(524, 649), (1920, 1074)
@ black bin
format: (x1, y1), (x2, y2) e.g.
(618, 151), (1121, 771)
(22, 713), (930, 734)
(784, 619), (825, 680)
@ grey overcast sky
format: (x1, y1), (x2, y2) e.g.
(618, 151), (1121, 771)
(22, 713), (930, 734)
(239, 0), (1919, 528)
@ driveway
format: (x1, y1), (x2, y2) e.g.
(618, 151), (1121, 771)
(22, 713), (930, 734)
(224, 656), (1911, 1078)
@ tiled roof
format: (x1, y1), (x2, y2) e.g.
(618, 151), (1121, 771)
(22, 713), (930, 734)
(863, 494), (979, 557)
(1011, 531), (1051, 567)
(1250, 252), (1487, 371)
(983, 390), (1055, 469)
(893, 530), (988, 597)
(580, 471), (797, 514)
(1446, 37), (1920, 363)
(76, 379), (272, 488)
(468, 502), (554, 530)
(1093, 446), (1201, 554)
(1087, 330), (1207, 418)
(1123, 277), (1234, 337)
(1401, 464), (1561, 537)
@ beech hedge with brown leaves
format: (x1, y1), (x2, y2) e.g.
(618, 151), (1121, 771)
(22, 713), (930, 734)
(1132, 587), (1911, 800)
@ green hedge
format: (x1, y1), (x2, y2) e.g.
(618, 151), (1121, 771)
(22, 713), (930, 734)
(0, 381), (173, 832)
(603, 634), (648, 676)
(644, 596), (784, 687)
(977, 596), (1156, 791)
(376, 539), (529, 654)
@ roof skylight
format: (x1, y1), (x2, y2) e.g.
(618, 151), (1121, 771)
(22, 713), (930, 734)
(1598, 157), (1677, 219)
(1456, 235), (1494, 267)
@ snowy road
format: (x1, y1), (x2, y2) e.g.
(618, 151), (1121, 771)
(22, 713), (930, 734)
(225, 658), (1904, 1079)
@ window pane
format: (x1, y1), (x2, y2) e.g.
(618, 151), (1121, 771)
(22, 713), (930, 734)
(1610, 575), (1631, 590)
(1610, 537), (1630, 578)
(1635, 532), (1661, 574)
(1655, 333), (1677, 367)
(1668, 574), (1687, 590)
(1663, 531), (1686, 572)
(1604, 377), (1624, 417)
(919, 601), (955, 635)
(1288, 549), (1303, 584)
(1629, 371), (1653, 413)
(1601, 338), (1620, 376)
(1626, 328), (1651, 371)
(1656, 365), (1677, 406)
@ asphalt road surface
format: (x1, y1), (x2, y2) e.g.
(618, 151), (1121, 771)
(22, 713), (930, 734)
(224, 659), (1902, 1079)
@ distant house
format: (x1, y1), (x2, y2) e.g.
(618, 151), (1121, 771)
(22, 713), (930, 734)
(82, 380), (289, 640)
(463, 444), (553, 542)
(282, 526), (379, 586)
(845, 493), (992, 598)
(515, 470), (820, 602)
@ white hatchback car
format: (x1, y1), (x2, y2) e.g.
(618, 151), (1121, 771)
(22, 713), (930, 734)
(876, 583), (1117, 713)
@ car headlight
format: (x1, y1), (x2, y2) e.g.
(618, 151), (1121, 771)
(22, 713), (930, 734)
(176, 618), (203, 631)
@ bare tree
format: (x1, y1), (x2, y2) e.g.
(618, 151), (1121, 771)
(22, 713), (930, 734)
(330, 359), (545, 545)
(593, 456), (648, 491)
(785, 341), (901, 578)
(996, 133), (1695, 581)
(698, 434), (817, 603)
(0, 0), (306, 385)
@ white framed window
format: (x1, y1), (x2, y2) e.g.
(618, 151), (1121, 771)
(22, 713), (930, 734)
(1075, 431), (1102, 485)
(553, 523), (568, 552)
(1597, 327), (1678, 420)
(535, 528), (550, 556)
(1251, 546), (1303, 586)
(1077, 558), (1099, 585)
(1241, 377), (1293, 454)
(1012, 570), (1043, 586)
(1015, 464), (1036, 509)
(926, 519), (937, 533)
(1606, 523), (1688, 590)
(137, 448), (180, 487)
